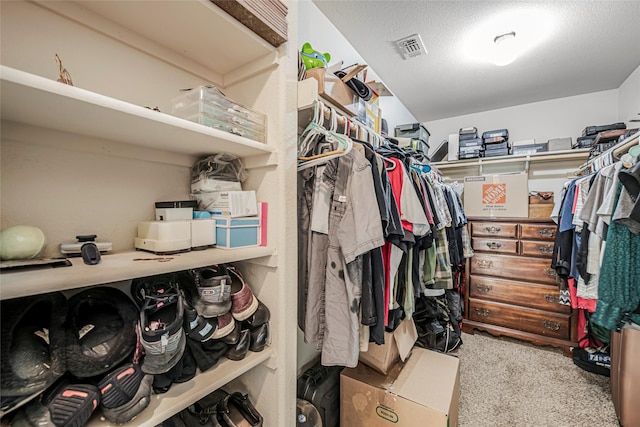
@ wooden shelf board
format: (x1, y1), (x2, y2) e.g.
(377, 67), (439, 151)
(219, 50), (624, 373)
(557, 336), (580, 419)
(0, 246), (275, 300)
(0, 66), (275, 160)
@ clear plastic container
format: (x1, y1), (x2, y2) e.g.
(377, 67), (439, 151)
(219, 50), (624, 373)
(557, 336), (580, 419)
(174, 100), (265, 135)
(172, 85), (266, 135)
(183, 112), (264, 143)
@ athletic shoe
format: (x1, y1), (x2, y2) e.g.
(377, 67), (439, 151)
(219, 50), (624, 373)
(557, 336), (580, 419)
(210, 311), (235, 340)
(131, 273), (181, 309)
(192, 266), (232, 318)
(65, 287), (138, 378)
(101, 374), (152, 424)
(139, 289), (186, 375)
(183, 301), (217, 342)
(227, 266), (259, 321)
(1, 292), (67, 399)
(98, 363), (145, 409)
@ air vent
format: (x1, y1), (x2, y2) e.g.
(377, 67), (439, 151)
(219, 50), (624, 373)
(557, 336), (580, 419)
(396, 34), (427, 59)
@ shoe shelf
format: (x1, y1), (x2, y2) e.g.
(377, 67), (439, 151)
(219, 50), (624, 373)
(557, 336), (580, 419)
(89, 348), (275, 427)
(0, 66), (277, 165)
(0, 247), (275, 301)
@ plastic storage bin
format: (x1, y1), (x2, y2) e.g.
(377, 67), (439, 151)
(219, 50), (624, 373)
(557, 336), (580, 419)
(172, 85), (266, 143)
(394, 123), (430, 144)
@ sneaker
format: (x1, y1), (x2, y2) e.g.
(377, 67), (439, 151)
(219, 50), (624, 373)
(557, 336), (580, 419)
(210, 311), (235, 340)
(98, 363), (145, 409)
(131, 273), (181, 309)
(139, 289), (186, 375)
(1, 292), (67, 400)
(183, 301), (217, 342)
(227, 267), (259, 321)
(192, 266), (232, 318)
(65, 287), (138, 378)
(101, 374), (152, 424)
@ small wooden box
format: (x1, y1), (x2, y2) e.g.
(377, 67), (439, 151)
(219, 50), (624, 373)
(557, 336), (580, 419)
(529, 204), (554, 218)
(529, 192), (554, 205)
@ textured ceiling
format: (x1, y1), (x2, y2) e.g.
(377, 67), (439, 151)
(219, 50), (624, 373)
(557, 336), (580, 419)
(312, 0), (640, 121)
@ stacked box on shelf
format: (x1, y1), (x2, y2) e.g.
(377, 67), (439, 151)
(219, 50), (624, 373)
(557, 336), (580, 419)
(458, 127), (482, 159)
(172, 85), (267, 143)
(482, 129), (510, 158)
(395, 123), (430, 159)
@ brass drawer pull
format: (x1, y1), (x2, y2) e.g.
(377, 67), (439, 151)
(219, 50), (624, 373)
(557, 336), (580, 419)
(544, 267), (557, 278)
(476, 284), (493, 294)
(476, 259), (494, 269)
(538, 245), (553, 254)
(475, 307), (491, 317)
(484, 226), (501, 234)
(538, 229), (555, 238)
(486, 241), (502, 249)
(544, 293), (560, 304)
(543, 320), (561, 331)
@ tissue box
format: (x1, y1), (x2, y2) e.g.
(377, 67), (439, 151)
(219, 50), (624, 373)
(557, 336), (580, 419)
(200, 191), (257, 218)
(213, 216), (260, 249)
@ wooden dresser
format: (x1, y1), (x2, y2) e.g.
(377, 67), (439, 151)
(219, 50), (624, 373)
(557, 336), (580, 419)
(463, 217), (577, 356)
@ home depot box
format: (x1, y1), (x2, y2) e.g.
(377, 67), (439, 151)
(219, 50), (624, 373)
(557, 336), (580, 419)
(463, 174), (528, 218)
(341, 347), (460, 427)
(359, 317), (418, 375)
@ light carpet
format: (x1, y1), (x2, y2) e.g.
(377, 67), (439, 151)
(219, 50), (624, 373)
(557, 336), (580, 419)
(457, 331), (618, 427)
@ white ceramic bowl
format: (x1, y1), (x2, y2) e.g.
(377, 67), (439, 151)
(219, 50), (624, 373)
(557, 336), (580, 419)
(0, 225), (47, 260)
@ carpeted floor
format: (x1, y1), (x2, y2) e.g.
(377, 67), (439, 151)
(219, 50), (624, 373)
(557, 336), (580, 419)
(457, 331), (618, 427)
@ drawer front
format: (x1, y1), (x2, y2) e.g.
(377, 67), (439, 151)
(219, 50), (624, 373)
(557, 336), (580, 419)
(520, 223), (556, 241)
(471, 222), (518, 238)
(470, 253), (559, 285)
(472, 238), (518, 254)
(520, 240), (554, 258)
(469, 298), (571, 340)
(469, 275), (571, 313)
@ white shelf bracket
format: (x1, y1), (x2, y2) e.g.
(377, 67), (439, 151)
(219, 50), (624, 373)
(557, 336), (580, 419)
(524, 155), (531, 174)
(478, 158), (483, 175)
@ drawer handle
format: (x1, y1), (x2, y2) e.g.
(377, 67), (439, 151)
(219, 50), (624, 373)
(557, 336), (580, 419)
(476, 284), (493, 294)
(486, 241), (502, 249)
(544, 268), (557, 278)
(543, 320), (561, 331)
(476, 259), (494, 269)
(544, 293), (560, 304)
(538, 245), (553, 254)
(484, 226), (501, 234)
(475, 307), (491, 317)
(538, 229), (555, 238)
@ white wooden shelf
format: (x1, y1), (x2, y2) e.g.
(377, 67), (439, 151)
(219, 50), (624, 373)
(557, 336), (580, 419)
(0, 246), (275, 300)
(89, 348), (275, 427)
(34, 0), (278, 87)
(0, 66), (276, 162)
(432, 148), (591, 171)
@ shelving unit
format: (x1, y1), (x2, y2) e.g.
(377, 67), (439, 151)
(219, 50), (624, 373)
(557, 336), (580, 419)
(1, 1), (297, 426)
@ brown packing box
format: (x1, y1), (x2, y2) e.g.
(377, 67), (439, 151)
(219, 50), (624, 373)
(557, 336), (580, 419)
(359, 317), (418, 375)
(305, 68), (359, 116)
(528, 204), (554, 218)
(463, 173), (529, 218)
(341, 347), (460, 427)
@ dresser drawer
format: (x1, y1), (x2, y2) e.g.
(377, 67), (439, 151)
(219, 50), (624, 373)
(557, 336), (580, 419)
(471, 222), (518, 238)
(468, 298), (571, 340)
(520, 223), (556, 241)
(469, 275), (571, 313)
(520, 240), (554, 258)
(472, 238), (518, 254)
(470, 253), (559, 285)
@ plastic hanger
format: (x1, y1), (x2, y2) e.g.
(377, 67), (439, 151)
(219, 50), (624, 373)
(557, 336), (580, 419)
(297, 107), (352, 171)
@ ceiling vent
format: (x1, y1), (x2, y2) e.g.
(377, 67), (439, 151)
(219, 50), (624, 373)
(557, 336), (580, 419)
(395, 34), (427, 59)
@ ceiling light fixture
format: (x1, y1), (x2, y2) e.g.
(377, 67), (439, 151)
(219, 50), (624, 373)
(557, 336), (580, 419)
(493, 31), (518, 66)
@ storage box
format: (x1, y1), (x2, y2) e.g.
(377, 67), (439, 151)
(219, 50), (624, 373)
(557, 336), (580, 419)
(190, 219), (216, 249)
(528, 204), (554, 218)
(200, 191), (257, 218)
(172, 85), (266, 143)
(547, 137), (572, 151)
(341, 348), (460, 427)
(394, 123), (430, 144)
(359, 318), (418, 375)
(512, 143), (548, 155)
(305, 68), (359, 115)
(213, 215), (260, 249)
(463, 174), (529, 218)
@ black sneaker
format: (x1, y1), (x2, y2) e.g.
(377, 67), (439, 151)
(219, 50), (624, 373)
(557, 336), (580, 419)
(179, 266), (232, 318)
(98, 363), (153, 424)
(131, 273), (181, 309)
(65, 287), (138, 378)
(139, 288), (186, 375)
(1, 292), (67, 401)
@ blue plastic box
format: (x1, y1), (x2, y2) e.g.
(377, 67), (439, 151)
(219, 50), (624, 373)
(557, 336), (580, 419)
(213, 215), (260, 249)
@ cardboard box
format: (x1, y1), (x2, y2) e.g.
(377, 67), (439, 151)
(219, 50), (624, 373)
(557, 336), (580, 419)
(202, 191), (257, 218)
(529, 204), (554, 218)
(305, 68), (359, 115)
(463, 174), (529, 218)
(359, 318), (418, 375)
(341, 347), (460, 427)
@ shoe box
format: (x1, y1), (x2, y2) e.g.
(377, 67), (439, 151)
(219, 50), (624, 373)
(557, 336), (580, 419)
(341, 347), (460, 427)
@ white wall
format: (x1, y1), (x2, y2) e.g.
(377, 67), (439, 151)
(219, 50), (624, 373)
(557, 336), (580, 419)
(297, 0), (416, 130)
(424, 89), (620, 154)
(618, 64), (640, 126)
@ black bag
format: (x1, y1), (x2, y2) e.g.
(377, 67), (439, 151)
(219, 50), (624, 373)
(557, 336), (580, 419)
(572, 346), (611, 376)
(296, 362), (343, 427)
(413, 295), (462, 353)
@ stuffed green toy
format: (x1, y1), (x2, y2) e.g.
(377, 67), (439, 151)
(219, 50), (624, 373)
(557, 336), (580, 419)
(300, 42), (331, 70)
